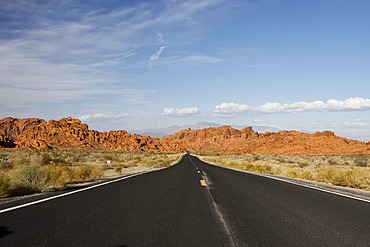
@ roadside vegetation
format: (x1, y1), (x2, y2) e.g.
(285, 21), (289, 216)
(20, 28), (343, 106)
(200, 154), (370, 191)
(0, 150), (181, 197)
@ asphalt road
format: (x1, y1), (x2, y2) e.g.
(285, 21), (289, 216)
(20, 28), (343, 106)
(0, 154), (369, 246)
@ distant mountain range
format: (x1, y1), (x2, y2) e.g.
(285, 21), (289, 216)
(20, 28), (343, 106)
(132, 122), (280, 137)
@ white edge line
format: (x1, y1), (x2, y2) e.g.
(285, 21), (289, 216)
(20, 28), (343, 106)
(0, 170), (152, 214)
(196, 157), (370, 204)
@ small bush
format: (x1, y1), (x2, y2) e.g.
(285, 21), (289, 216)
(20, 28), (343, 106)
(227, 161), (240, 168)
(10, 156), (31, 167)
(354, 155), (368, 167)
(298, 160), (310, 168)
(41, 153), (53, 165)
(0, 159), (13, 170)
(72, 166), (103, 181)
(315, 167), (366, 189)
(44, 165), (73, 187)
(101, 164), (109, 171)
(8, 165), (50, 196)
(115, 166), (123, 174)
(0, 175), (11, 197)
(299, 171), (314, 180)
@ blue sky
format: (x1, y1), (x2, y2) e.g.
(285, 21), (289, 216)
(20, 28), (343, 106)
(1, 0), (370, 140)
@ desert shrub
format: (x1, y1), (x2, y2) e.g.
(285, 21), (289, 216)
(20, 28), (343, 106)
(72, 165), (103, 181)
(0, 175), (11, 197)
(227, 161), (240, 168)
(73, 166), (93, 181)
(145, 158), (163, 168)
(286, 169), (313, 180)
(255, 164), (272, 174)
(252, 154), (261, 161)
(44, 165), (103, 187)
(243, 163), (272, 174)
(8, 165), (50, 196)
(353, 155), (368, 167)
(41, 153), (53, 165)
(315, 167), (365, 189)
(298, 171), (314, 180)
(0, 158), (13, 170)
(10, 156), (31, 167)
(65, 154), (80, 163)
(101, 164), (109, 171)
(298, 160), (310, 168)
(327, 158), (340, 166)
(288, 170), (298, 178)
(141, 154), (181, 168)
(122, 159), (139, 168)
(44, 165), (73, 187)
(115, 166), (123, 174)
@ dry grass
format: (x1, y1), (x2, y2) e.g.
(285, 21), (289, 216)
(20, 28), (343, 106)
(201, 154), (370, 191)
(0, 149), (181, 197)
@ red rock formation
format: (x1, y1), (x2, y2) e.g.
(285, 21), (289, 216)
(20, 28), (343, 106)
(1, 116), (369, 155)
(0, 117), (45, 148)
(162, 126), (370, 155)
(14, 117), (174, 152)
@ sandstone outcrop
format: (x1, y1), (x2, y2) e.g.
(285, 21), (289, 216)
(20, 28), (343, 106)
(0, 117), (45, 148)
(1, 116), (369, 155)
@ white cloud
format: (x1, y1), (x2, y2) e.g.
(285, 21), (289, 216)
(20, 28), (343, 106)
(215, 97), (370, 114)
(215, 102), (250, 113)
(79, 113), (128, 121)
(163, 107), (200, 117)
(254, 102), (286, 113)
(326, 97), (370, 110)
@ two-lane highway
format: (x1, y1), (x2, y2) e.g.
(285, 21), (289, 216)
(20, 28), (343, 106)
(1, 154), (369, 246)
(0, 155), (231, 246)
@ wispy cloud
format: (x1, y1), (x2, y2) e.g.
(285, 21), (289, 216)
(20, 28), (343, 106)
(157, 32), (164, 44)
(215, 97), (370, 115)
(148, 46), (167, 68)
(156, 53), (222, 67)
(0, 0), (227, 107)
(163, 107), (201, 117)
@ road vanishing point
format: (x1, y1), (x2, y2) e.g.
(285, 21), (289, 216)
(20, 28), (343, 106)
(0, 154), (369, 246)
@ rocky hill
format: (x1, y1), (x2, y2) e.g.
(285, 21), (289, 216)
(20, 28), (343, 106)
(163, 126), (370, 154)
(11, 117), (176, 152)
(0, 117), (45, 148)
(1, 117), (369, 154)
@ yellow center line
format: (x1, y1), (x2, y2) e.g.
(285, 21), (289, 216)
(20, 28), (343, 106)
(200, 180), (207, 187)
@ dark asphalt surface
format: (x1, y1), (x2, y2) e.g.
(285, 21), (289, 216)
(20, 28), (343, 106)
(0, 154), (369, 246)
